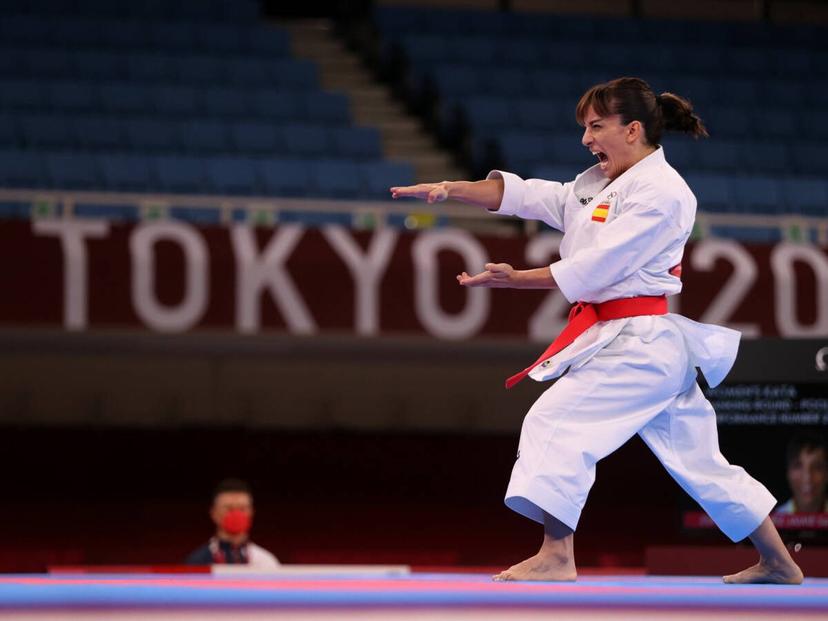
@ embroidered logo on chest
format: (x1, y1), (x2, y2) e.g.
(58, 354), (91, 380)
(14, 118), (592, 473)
(591, 202), (610, 222)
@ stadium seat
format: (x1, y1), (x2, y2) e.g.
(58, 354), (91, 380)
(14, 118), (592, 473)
(684, 172), (731, 212)
(306, 92), (350, 125)
(282, 124), (329, 157)
(359, 160), (415, 199)
(153, 155), (207, 193)
(782, 178), (828, 217)
(47, 80), (101, 113)
(312, 160), (361, 198)
(0, 115), (18, 148)
(150, 22), (197, 53)
(100, 83), (152, 115)
(229, 121), (282, 155)
(98, 153), (155, 191)
(124, 118), (180, 153)
(736, 176), (782, 215)
(0, 80), (46, 111)
(247, 90), (302, 121)
(203, 87), (249, 118)
(179, 119), (230, 154)
(73, 51), (122, 81)
(152, 85), (201, 117)
(19, 114), (75, 149)
(45, 152), (100, 189)
(175, 56), (225, 85)
(73, 116), (125, 150)
(128, 53), (177, 83)
(0, 149), (46, 188)
(206, 156), (260, 195)
(330, 127), (382, 160)
(258, 158), (312, 197)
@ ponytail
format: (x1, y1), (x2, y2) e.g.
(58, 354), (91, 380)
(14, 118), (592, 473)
(657, 92), (709, 139)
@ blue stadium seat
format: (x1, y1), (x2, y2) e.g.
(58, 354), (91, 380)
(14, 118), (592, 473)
(100, 83), (152, 114)
(306, 92), (350, 125)
(782, 178), (828, 217)
(312, 160), (361, 198)
(451, 37), (497, 64)
(175, 56), (225, 85)
(124, 118), (180, 153)
(153, 155), (208, 193)
(73, 51), (123, 81)
(547, 133), (594, 168)
(128, 53), (177, 83)
(514, 99), (570, 131)
(195, 24), (245, 55)
(704, 107), (751, 138)
(282, 124), (329, 157)
(359, 160), (415, 199)
(790, 145), (828, 176)
(736, 176), (782, 214)
(530, 164), (582, 183)
(464, 97), (511, 131)
(0, 80), (46, 111)
(98, 20), (147, 50)
(498, 132), (547, 172)
(743, 142), (790, 174)
(150, 22), (197, 52)
(661, 138), (697, 172)
(206, 156), (260, 195)
(247, 28), (290, 56)
(258, 157), (312, 197)
(0, 16), (52, 46)
(684, 172), (731, 212)
(702, 139), (741, 172)
(203, 87), (249, 118)
(248, 90), (303, 121)
(229, 121), (282, 154)
(488, 67), (531, 97)
(152, 85), (201, 117)
(0, 115), (18, 148)
(752, 109), (796, 140)
(24, 50), (74, 79)
(47, 80), (101, 113)
(19, 114), (75, 149)
(73, 116), (125, 150)
(268, 60), (318, 90)
(530, 70), (576, 98)
(45, 152), (100, 189)
(0, 149), (46, 188)
(98, 153), (154, 191)
(330, 127), (382, 160)
(179, 119), (230, 154)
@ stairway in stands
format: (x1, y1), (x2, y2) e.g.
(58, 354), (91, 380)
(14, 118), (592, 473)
(286, 19), (468, 185)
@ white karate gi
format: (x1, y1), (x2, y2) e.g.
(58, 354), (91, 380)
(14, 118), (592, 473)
(488, 147), (776, 542)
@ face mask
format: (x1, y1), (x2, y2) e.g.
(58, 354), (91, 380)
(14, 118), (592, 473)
(221, 509), (252, 535)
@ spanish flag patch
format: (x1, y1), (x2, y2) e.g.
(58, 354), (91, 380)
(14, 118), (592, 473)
(591, 202), (610, 222)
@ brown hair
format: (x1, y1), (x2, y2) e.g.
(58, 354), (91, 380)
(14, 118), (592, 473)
(575, 77), (709, 145)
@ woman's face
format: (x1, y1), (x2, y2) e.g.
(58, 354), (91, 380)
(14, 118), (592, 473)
(580, 105), (638, 181)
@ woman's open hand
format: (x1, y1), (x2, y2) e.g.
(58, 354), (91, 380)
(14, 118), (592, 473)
(457, 263), (517, 288)
(390, 182), (450, 204)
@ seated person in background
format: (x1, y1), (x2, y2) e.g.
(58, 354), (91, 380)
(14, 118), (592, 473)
(775, 433), (828, 514)
(186, 477), (280, 569)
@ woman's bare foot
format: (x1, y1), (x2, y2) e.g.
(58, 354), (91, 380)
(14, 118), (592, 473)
(493, 551), (577, 582)
(723, 558), (804, 585)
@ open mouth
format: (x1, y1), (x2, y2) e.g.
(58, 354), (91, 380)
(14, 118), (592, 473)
(592, 151), (608, 165)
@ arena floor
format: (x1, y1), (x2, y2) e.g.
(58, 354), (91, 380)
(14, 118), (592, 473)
(1, 572), (826, 620)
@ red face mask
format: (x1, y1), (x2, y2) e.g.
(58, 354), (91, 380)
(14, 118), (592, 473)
(221, 509), (252, 535)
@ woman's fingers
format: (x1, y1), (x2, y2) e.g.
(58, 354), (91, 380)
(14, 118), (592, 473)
(457, 263), (515, 287)
(390, 183), (448, 202)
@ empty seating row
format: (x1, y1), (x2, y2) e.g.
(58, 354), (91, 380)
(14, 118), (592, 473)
(528, 165), (826, 217)
(0, 53), (314, 87)
(455, 96), (809, 141)
(396, 35), (826, 78)
(0, 19), (287, 56)
(0, 149), (415, 199)
(493, 131), (828, 177)
(0, 82), (343, 121)
(0, 116), (380, 159)
(0, 0), (260, 23)
(424, 64), (822, 110)
(376, 6), (828, 49)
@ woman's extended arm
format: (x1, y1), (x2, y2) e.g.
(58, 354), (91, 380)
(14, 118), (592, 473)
(457, 263), (558, 289)
(390, 179), (505, 211)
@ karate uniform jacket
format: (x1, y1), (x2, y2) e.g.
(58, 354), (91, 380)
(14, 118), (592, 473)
(488, 146), (740, 388)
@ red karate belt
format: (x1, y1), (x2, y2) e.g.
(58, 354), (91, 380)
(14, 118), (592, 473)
(505, 295), (669, 389)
